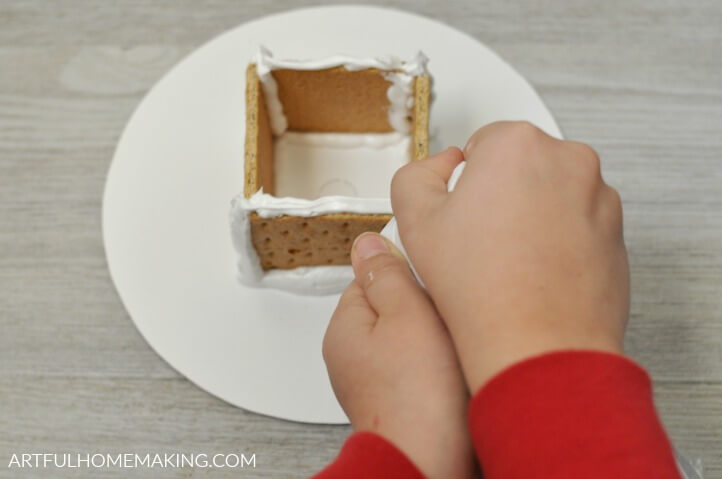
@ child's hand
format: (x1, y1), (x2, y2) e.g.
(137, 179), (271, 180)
(392, 122), (629, 392)
(323, 233), (476, 479)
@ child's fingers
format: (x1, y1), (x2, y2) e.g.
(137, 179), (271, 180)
(391, 147), (464, 228)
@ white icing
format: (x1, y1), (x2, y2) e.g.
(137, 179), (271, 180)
(257, 66), (287, 135)
(384, 72), (415, 133)
(256, 46), (428, 77)
(274, 132), (410, 199)
(241, 191), (391, 218)
(255, 46), (428, 135)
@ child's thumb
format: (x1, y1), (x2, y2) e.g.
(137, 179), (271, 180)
(350, 232), (427, 317)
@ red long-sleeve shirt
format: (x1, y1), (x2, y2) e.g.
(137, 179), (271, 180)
(315, 351), (681, 478)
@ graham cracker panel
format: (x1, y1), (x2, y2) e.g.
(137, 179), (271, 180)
(412, 75), (431, 162)
(244, 64), (274, 198)
(272, 67), (394, 133)
(250, 213), (391, 269)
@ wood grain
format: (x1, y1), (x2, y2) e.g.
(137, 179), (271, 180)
(0, 0), (720, 476)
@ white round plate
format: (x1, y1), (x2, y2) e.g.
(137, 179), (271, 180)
(103, 5), (561, 424)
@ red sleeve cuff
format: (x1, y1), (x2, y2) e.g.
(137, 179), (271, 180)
(313, 431), (424, 479)
(469, 350), (681, 479)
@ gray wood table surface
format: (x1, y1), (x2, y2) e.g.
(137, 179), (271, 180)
(1, 1), (720, 477)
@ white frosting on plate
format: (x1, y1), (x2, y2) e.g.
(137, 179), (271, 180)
(255, 46), (428, 135)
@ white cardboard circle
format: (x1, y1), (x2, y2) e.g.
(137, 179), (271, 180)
(103, 5), (561, 424)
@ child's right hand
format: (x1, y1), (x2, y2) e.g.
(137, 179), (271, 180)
(392, 122), (630, 392)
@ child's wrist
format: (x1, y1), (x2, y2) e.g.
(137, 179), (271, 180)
(457, 324), (625, 393)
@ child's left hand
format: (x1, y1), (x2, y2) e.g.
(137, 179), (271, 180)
(322, 232), (476, 479)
